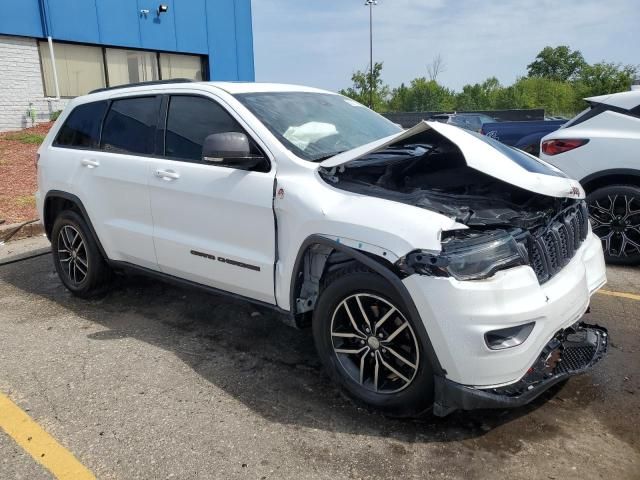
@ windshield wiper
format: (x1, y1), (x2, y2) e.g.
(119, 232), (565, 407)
(310, 151), (347, 162)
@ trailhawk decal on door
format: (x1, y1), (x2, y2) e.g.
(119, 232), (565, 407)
(190, 250), (261, 272)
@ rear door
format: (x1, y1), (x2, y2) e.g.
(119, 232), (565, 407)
(148, 93), (277, 303)
(49, 97), (160, 269)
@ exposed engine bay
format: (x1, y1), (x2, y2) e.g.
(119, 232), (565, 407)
(319, 129), (589, 283)
(319, 130), (577, 230)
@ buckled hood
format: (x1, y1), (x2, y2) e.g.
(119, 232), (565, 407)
(320, 121), (584, 199)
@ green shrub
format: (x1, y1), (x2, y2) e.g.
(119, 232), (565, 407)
(5, 132), (46, 145)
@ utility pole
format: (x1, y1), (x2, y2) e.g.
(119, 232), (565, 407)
(365, 0), (377, 109)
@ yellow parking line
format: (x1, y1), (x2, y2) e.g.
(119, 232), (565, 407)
(0, 392), (95, 480)
(597, 289), (640, 302)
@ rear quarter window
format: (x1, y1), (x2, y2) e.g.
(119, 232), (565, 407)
(562, 105), (597, 128)
(54, 101), (108, 149)
(564, 102), (640, 128)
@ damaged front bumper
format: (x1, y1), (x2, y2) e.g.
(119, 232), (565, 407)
(433, 322), (608, 417)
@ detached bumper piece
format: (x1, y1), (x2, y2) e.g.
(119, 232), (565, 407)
(433, 322), (608, 417)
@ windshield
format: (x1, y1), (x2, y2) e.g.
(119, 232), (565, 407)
(234, 92), (402, 161)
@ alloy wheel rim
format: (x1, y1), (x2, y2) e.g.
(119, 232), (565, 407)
(330, 293), (420, 394)
(57, 225), (88, 285)
(589, 194), (640, 258)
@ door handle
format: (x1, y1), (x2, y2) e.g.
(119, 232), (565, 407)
(81, 158), (100, 168)
(155, 169), (180, 181)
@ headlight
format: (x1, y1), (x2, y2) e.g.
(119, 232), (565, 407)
(443, 233), (526, 280)
(397, 231), (526, 281)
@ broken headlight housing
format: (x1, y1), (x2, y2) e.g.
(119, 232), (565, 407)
(397, 230), (527, 281)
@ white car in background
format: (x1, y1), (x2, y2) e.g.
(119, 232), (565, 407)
(540, 90), (640, 265)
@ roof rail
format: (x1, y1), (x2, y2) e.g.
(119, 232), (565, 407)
(89, 78), (195, 95)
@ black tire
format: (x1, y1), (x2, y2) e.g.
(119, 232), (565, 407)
(312, 265), (434, 417)
(51, 210), (112, 297)
(587, 185), (640, 266)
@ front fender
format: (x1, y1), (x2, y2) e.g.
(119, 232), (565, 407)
(272, 170), (462, 310)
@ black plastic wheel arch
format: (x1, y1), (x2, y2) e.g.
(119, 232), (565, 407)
(289, 234), (446, 377)
(43, 190), (109, 260)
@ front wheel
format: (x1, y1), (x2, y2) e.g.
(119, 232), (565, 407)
(312, 266), (434, 417)
(587, 185), (640, 265)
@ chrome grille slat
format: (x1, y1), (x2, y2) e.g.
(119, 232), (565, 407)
(525, 201), (588, 284)
(543, 231), (559, 273)
(558, 224), (570, 258)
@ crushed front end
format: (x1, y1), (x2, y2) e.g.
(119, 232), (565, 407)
(318, 121), (609, 416)
(433, 322), (608, 416)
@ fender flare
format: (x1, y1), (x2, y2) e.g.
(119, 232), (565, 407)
(289, 234), (446, 376)
(43, 190), (109, 260)
(580, 168), (640, 188)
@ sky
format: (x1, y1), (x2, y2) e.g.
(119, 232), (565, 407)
(251, 0), (639, 93)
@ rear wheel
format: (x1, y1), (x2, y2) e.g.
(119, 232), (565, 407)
(587, 185), (640, 265)
(312, 266), (434, 417)
(51, 210), (112, 297)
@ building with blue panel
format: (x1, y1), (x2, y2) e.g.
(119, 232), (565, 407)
(0, 0), (255, 131)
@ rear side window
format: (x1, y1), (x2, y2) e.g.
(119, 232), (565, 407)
(563, 105), (599, 128)
(565, 102), (640, 128)
(54, 101), (107, 148)
(165, 95), (243, 161)
(101, 96), (160, 155)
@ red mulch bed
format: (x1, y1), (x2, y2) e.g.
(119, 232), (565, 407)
(0, 122), (53, 224)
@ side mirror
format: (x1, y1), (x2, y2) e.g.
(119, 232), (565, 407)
(202, 132), (266, 170)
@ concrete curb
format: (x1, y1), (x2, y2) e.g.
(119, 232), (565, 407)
(0, 221), (45, 242)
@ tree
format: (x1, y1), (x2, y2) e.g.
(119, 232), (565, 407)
(426, 54), (446, 81)
(455, 77), (502, 111)
(339, 62), (390, 112)
(342, 45), (637, 116)
(576, 61), (638, 97)
(387, 78), (455, 112)
(387, 83), (411, 112)
(527, 46), (586, 82)
(505, 77), (580, 116)
(408, 78), (455, 111)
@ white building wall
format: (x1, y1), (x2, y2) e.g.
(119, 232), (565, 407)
(0, 35), (68, 132)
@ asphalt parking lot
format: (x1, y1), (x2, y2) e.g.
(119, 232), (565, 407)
(1, 237), (639, 480)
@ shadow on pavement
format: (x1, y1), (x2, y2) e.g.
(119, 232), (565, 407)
(1, 254), (573, 450)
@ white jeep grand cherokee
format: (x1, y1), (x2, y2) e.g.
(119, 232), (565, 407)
(36, 80), (609, 417)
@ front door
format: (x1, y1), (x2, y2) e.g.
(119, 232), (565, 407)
(148, 94), (276, 303)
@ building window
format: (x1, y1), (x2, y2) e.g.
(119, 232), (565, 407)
(105, 49), (159, 87)
(160, 54), (203, 81)
(39, 42), (106, 97)
(38, 41), (206, 98)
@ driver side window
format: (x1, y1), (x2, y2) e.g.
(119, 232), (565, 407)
(164, 95), (263, 165)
